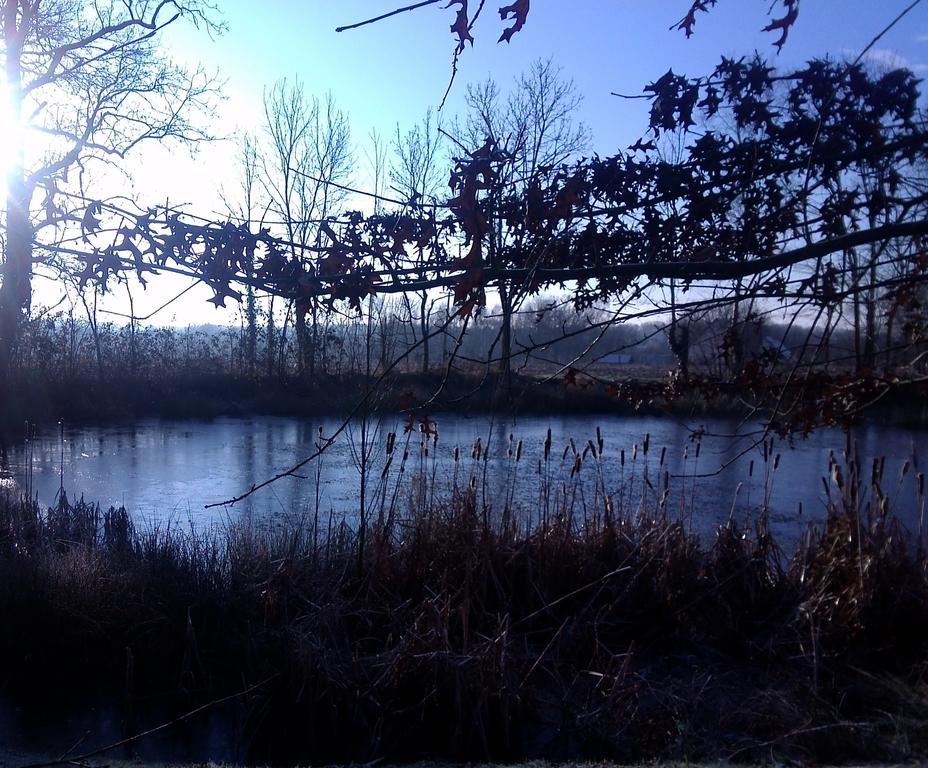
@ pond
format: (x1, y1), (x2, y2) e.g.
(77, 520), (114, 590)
(1, 413), (925, 541)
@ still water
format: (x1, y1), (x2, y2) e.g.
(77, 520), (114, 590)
(1, 413), (925, 540)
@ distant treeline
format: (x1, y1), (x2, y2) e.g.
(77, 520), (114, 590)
(14, 297), (913, 384)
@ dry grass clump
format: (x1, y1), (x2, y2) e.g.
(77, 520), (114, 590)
(0, 451), (926, 765)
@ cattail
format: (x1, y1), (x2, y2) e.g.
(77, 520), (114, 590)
(571, 454), (582, 477)
(748, 459), (754, 478)
(596, 426), (604, 454)
(643, 433), (650, 455)
(659, 446), (666, 467)
(544, 428), (552, 461)
(620, 449), (625, 467)
(773, 453), (780, 471)
(516, 439), (523, 462)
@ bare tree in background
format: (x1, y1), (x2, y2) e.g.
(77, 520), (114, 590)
(452, 58), (589, 392)
(391, 108), (445, 373)
(261, 80), (352, 378)
(0, 0), (222, 394)
(222, 133), (263, 375)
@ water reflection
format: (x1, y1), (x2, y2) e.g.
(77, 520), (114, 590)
(1, 414), (924, 541)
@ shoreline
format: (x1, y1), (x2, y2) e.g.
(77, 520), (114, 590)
(3, 370), (927, 434)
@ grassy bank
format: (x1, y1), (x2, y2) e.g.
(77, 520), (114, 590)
(4, 368), (928, 432)
(1, 369), (626, 428)
(2, 455), (928, 766)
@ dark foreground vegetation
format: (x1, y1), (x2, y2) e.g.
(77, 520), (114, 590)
(2, 452), (927, 766)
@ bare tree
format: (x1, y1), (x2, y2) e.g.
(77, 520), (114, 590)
(222, 132), (263, 375)
(452, 58), (589, 391)
(261, 80), (353, 378)
(391, 108), (444, 372)
(0, 0), (222, 392)
(365, 127), (388, 216)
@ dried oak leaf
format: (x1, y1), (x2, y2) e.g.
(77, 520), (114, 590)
(208, 284), (242, 308)
(498, 0), (529, 43)
(672, 0), (718, 38)
(453, 266), (487, 317)
(81, 201), (104, 242)
(628, 137), (657, 153)
(762, 0), (799, 52)
(446, 0), (473, 52)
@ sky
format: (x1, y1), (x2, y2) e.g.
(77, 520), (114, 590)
(40, 0), (928, 325)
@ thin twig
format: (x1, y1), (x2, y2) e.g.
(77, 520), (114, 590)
(336, 0), (443, 33)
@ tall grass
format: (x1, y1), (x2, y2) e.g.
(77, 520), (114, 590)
(1, 444), (927, 765)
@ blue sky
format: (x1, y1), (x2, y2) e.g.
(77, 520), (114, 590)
(139, 1), (928, 210)
(197, 1), (928, 151)
(97, 1), (928, 322)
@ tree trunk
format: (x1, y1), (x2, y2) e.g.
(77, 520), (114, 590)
(77, 288), (104, 383)
(277, 301), (292, 379)
(864, 253), (878, 371)
(419, 292), (429, 374)
(266, 296), (276, 379)
(126, 285), (138, 376)
(498, 282), (513, 394)
(0, 0), (32, 400)
(668, 279), (689, 378)
(852, 253), (863, 372)
(669, 322), (690, 378)
(310, 303), (318, 377)
(244, 256), (257, 377)
(295, 308), (308, 375)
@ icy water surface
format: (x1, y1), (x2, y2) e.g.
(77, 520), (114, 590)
(2, 413), (925, 540)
